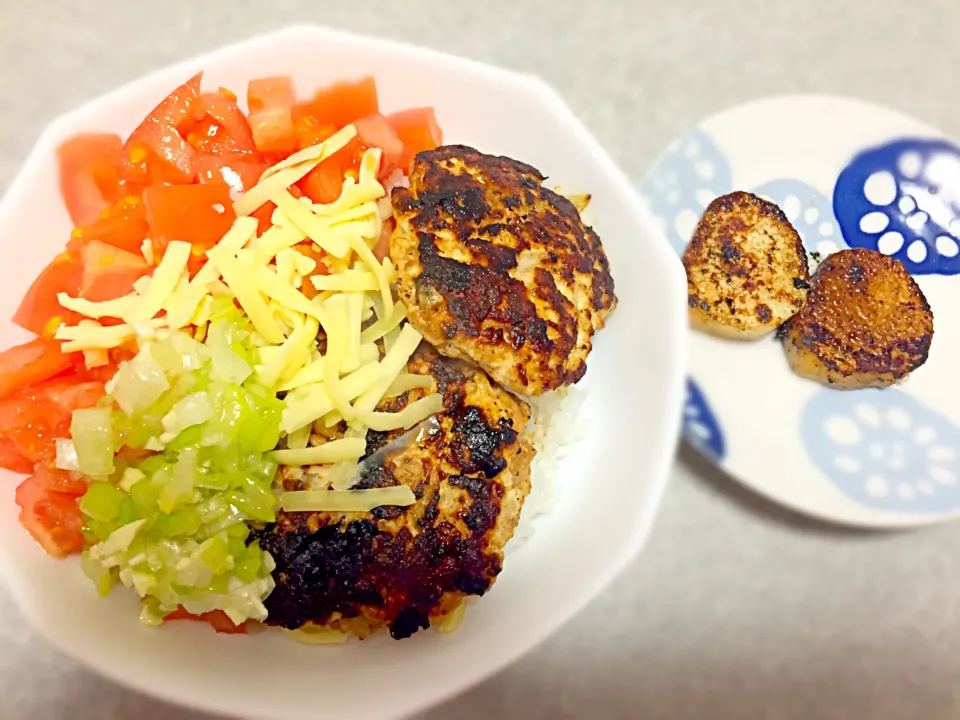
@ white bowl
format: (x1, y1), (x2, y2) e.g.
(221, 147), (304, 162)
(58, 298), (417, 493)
(0, 26), (686, 720)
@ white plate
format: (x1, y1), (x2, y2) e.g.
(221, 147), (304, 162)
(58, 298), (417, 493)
(0, 25), (686, 720)
(639, 95), (960, 528)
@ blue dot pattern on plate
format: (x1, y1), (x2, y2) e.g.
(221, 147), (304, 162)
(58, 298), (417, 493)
(833, 138), (960, 275)
(752, 178), (846, 257)
(639, 128), (733, 255)
(801, 389), (960, 513)
(683, 378), (726, 460)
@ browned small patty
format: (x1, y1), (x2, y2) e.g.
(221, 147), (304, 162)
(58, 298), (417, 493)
(781, 248), (933, 389)
(390, 145), (616, 395)
(254, 343), (534, 640)
(684, 191), (810, 339)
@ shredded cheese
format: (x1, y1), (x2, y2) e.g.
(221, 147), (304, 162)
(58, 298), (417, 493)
(233, 126), (357, 216)
(125, 241), (191, 323)
(257, 317), (319, 389)
(57, 293), (135, 319)
(362, 394), (444, 432)
(207, 248), (285, 344)
(384, 373), (434, 397)
(278, 347), (378, 392)
(281, 361), (384, 433)
(270, 190), (352, 259)
(360, 301), (406, 344)
(310, 271), (381, 293)
(353, 324), (424, 416)
(279, 485), (416, 512)
(272, 437), (366, 466)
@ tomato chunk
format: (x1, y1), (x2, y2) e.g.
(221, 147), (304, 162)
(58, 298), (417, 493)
(0, 378), (103, 473)
(31, 464), (87, 495)
(294, 242), (330, 300)
(69, 197), (150, 256)
(0, 338), (74, 402)
(15, 471), (85, 558)
(294, 116), (337, 150)
(191, 90), (258, 155)
(297, 156), (344, 204)
(373, 216), (395, 263)
(353, 114), (404, 179)
(79, 240), (149, 302)
(296, 77), (379, 128)
(143, 182), (237, 256)
(0, 438), (33, 474)
(57, 133), (123, 227)
(387, 107), (443, 172)
(119, 73), (203, 185)
(164, 607), (249, 634)
(247, 77), (296, 154)
(13, 252), (83, 336)
(194, 153), (267, 195)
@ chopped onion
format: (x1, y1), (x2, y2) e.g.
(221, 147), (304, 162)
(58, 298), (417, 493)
(70, 407), (115, 477)
(54, 438), (79, 471)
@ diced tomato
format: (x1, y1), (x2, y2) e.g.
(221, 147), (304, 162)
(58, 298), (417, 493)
(296, 77), (379, 129)
(297, 156), (344, 204)
(194, 153), (267, 195)
(248, 186), (306, 236)
(184, 118), (239, 155)
(0, 338), (75, 402)
(31, 464), (87, 495)
(68, 197), (150, 256)
(43, 380), (106, 416)
(373, 216), (394, 263)
(247, 77), (296, 154)
(250, 202), (276, 237)
(13, 252), (84, 336)
(387, 107), (443, 172)
(143, 182), (237, 255)
(294, 242), (329, 300)
(0, 439), (33, 474)
(15, 472), (85, 558)
(57, 133), (123, 227)
(190, 90), (259, 155)
(79, 241), (149, 302)
(293, 116), (337, 150)
(353, 114), (404, 179)
(164, 607), (249, 634)
(0, 378), (103, 473)
(119, 73), (203, 185)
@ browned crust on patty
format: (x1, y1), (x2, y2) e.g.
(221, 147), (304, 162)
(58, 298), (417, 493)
(390, 145), (616, 395)
(781, 248), (933, 388)
(254, 343), (534, 640)
(683, 191), (810, 339)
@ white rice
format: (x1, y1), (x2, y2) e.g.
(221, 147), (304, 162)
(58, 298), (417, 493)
(508, 386), (587, 551)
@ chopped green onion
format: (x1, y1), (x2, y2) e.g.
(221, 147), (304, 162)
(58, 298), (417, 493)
(70, 408), (115, 477)
(79, 483), (126, 522)
(76, 318), (280, 626)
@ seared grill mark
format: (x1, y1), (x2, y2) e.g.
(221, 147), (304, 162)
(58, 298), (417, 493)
(417, 234), (551, 352)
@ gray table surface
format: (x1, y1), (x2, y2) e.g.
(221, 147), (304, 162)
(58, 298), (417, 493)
(3, 1), (960, 718)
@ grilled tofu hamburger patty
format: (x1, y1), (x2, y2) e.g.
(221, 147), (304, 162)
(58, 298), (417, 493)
(390, 145), (616, 396)
(684, 191), (810, 339)
(253, 342), (534, 640)
(781, 248), (933, 389)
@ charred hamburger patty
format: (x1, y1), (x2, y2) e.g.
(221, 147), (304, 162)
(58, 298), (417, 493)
(253, 343), (534, 639)
(390, 145), (616, 395)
